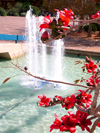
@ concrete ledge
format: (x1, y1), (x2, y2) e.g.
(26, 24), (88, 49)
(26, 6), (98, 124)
(0, 43), (100, 59)
(64, 48), (100, 57)
(0, 43), (26, 59)
(46, 45), (100, 58)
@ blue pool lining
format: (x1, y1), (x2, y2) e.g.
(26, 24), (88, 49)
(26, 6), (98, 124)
(0, 34), (26, 43)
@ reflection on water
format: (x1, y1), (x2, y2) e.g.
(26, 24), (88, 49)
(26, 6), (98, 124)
(0, 55), (100, 133)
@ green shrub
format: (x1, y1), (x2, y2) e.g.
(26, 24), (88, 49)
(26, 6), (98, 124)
(93, 23), (100, 31)
(14, 2), (23, 15)
(84, 23), (98, 32)
(0, 7), (7, 16)
(7, 3), (12, 10)
(15, 2), (23, 9)
(92, 23), (97, 32)
(22, 2), (31, 12)
(31, 6), (41, 16)
(20, 12), (26, 17)
(83, 24), (89, 32)
(7, 8), (19, 16)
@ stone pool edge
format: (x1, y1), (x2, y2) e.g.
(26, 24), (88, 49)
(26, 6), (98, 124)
(46, 45), (100, 58)
(0, 43), (100, 59)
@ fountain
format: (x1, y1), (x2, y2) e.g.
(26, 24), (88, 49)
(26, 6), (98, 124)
(25, 8), (64, 88)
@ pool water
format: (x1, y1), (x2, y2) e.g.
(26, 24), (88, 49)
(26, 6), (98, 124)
(0, 54), (100, 133)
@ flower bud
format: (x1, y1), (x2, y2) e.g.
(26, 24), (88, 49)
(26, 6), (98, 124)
(24, 66), (28, 71)
(41, 31), (49, 42)
(85, 56), (91, 63)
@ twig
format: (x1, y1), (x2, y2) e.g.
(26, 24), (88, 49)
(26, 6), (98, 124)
(90, 118), (100, 133)
(11, 62), (89, 89)
(75, 103), (88, 113)
(91, 83), (100, 110)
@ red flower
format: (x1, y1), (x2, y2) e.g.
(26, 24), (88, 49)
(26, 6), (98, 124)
(44, 15), (51, 24)
(62, 95), (76, 109)
(55, 8), (74, 26)
(50, 114), (62, 132)
(97, 122), (100, 127)
(85, 61), (98, 73)
(38, 94), (51, 106)
(91, 11), (100, 19)
(64, 8), (74, 20)
(86, 75), (100, 86)
(59, 9), (74, 25)
(76, 110), (92, 132)
(78, 90), (92, 107)
(39, 14), (51, 31)
(41, 31), (49, 42)
(60, 111), (77, 133)
(40, 23), (49, 31)
(41, 31), (49, 38)
(54, 95), (62, 101)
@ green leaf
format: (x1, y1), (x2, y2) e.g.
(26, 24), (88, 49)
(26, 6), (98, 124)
(62, 34), (65, 38)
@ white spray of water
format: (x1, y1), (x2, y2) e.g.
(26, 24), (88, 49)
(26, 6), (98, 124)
(25, 8), (38, 87)
(52, 12), (64, 82)
(38, 16), (47, 78)
(25, 8), (64, 88)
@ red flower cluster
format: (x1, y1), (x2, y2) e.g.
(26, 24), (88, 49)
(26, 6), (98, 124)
(91, 11), (100, 19)
(86, 75), (100, 86)
(61, 90), (92, 109)
(37, 94), (51, 106)
(62, 95), (76, 109)
(39, 8), (74, 42)
(38, 90), (92, 108)
(76, 110), (92, 132)
(50, 111), (92, 133)
(78, 90), (92, 107)
(85, 61), (98, 73)
(57, 8), (74, 25)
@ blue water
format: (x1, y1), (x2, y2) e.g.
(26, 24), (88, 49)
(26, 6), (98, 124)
(0, 54), (100, 133)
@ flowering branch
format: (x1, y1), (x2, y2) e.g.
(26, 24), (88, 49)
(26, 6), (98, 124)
(42, 17), (100, 44)
(36, 9), (100, 133)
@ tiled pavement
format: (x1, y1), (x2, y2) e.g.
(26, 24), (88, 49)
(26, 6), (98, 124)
(0, 16), (100, 58)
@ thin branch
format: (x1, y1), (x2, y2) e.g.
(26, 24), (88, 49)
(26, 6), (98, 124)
(88, 116), (97, 121)
(92, 72), (97, 88)
(37, 98), (65, 108)
(75, 103), (88, 113)
(11, 62), (89, 89)
(95, 105), (100, 114)
(90, 118), (100, 133)
(91, 83), (100, 110)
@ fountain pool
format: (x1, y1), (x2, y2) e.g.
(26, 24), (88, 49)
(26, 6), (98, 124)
(0, 8), (100, 133)
(0, 54), (100, 133)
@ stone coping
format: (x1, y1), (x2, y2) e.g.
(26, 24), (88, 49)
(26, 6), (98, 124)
(0, 43), (27, 59)
(0, 42), (100, 59)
